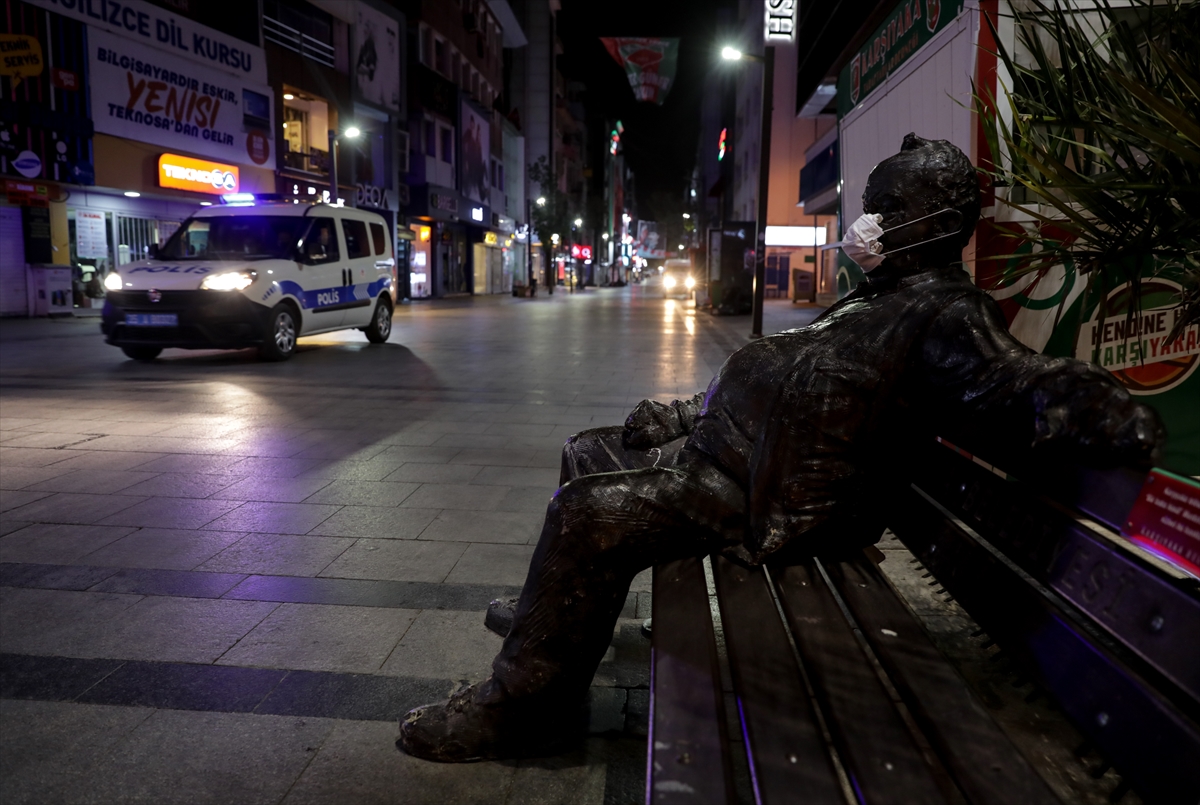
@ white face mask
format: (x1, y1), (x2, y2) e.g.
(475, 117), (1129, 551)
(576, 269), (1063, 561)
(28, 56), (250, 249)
(840, 208), (965, 272)
(842, 213), (885, 271)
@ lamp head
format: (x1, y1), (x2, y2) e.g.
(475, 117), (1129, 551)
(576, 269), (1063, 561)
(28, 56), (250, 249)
(536, 196), (547, 206)
(344, 126), (361, 139)
(721, 46), (743, 61)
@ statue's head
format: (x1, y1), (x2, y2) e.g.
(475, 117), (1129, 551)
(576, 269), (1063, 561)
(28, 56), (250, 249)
(863, 134), (981, 269)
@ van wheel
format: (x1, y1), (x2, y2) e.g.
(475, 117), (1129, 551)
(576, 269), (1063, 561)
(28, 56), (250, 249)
(365, 299), (392, 344)
(259, 304), (297, 361)
(120, 345), (162, 362)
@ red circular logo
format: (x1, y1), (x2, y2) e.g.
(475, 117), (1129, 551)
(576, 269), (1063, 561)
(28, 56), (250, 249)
(246, 130), (270, 165)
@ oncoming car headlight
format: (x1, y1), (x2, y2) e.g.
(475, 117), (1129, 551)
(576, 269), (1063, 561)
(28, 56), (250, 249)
(200, 271), (257, 291)
(663, 276), (677, 289)
(103, 273), (123, 291)
(684, 276), (696, 289)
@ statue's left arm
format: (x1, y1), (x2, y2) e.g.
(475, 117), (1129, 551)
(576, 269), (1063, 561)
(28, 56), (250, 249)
(622, 392), (707, 449)
(921, 292), (1165, 469)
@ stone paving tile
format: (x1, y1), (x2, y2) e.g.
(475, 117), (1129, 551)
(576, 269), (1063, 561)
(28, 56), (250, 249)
(4, 491), (145, 523)
(378, 609), (502, 682)
(495, 486), (555, 514)
(301, 479), (420, 507)
(199, 533), (356, 577)
(307, 505), (440, 540)
(79, 527), (247, 570)
(281, 719), (518, 805)
(444, 543), (537, 587)
(0, 523), (138, 564)
(0, 587), (144, 657)
(449, 447), (537, 467)
(418, 509), (543, 545)
(0, 699), (156, 805)
(319, 539), (468, 583)
(134, 453), (249, 474)
(118, 472), (244, 499)
(0, 489), (53, 514)
(380, 462), (483, 484)
(201, 501), (342, 534)
(0, 431), (102, 449)
(471, 465), (560, 489)
(0, 464), (75, 490)
(223, 457), (326, 478)
(98, 497), (243, 530)
(296, 457), (407, 481)
(24, 468), (159, 495)
(218, 603), (419, 674)
(212, 475), (335, 503)
(0, 519), (31, 536)
(399, 483), (511, 511)
(377, 445), (463, 464)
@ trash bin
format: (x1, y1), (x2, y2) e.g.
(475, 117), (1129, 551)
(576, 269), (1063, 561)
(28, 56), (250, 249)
(31, 265), (73, 316)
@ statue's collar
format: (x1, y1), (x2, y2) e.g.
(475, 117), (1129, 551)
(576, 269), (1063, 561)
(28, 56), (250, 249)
(857, 264), (968, 294)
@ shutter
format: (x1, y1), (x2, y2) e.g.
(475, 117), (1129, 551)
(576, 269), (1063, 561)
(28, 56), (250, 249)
(0, 207), (28, 316)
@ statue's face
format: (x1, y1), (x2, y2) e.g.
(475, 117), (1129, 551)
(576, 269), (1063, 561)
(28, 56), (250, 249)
(863, 156), (946, 253)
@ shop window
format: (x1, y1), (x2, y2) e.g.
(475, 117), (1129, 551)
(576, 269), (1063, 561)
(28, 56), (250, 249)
(440, 126), (453, 164)
(425, 120), (437, 157)
(303, 218), (340, 264)
(421, 26), (433, 67)
(263, 0), (334, 67)
(370, 222), (387, 256)
(435, 38), (447, 75)
(343, 219), (370, 259)
(282, 90), (330, 175)
(397, 129), (410, 175)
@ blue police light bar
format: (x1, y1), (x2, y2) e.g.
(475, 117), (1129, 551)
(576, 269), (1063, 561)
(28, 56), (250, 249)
(221, 193), (256, 205)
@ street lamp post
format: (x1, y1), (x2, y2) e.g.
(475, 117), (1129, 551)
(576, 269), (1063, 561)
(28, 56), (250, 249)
(328, 126), (361, 206)
(722, 45), (775, 338)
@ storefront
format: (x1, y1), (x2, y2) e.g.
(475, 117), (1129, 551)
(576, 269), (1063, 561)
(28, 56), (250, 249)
(406, 185), (471, 297)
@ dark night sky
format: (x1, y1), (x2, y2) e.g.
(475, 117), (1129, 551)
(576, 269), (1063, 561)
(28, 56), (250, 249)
(556, 0), (730, 212)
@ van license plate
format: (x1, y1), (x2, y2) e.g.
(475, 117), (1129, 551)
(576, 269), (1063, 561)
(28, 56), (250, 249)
(126, 313), (178, 327)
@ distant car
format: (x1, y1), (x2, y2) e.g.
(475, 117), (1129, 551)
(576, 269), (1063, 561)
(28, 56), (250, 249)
(100, 199), (397, 362)
(661, 259), (697, 299)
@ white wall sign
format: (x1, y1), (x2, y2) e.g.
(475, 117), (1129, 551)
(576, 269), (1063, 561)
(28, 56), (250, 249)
(23, 0), (266, 83)
(88, 28), (273, 169)
(75, 209), (108, 259)
(765, 0), (796, 42)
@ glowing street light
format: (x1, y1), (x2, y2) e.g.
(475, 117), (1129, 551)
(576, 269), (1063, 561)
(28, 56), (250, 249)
(536, 196), (547, 206)
(721, 46), (743, 61)
(682, 213), (691, 219)
(573, 217), (583, 227)
(343, 126), (361, 139)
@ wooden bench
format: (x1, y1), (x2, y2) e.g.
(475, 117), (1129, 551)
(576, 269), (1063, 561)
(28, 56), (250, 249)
(648, 438), (1200, 804)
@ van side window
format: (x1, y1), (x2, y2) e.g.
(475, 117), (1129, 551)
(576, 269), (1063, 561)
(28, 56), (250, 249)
(370, 223), (387, 256)
(303, 218), (340, 264)
(343, 219), (370, 259)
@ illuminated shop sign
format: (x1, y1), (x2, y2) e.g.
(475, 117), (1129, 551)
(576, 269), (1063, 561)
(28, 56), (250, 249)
(470, 206), (484, 222)
(765, 0), (795, 41)
(158, 153), (239, 194)
(570, 244), (593, 260)
(718, 128), (727, 161)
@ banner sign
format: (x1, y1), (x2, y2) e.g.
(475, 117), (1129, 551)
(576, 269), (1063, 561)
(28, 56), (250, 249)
(634, 220), (666, 259)
(158, 153), (238, 194)
(354, 3), (401, 112)
(88, 27), (273, 169)
(837, 0), (965, 116)
(1124, 469), (1200, 576)
(75, 208), (108, 258)
(460, 98), (490, 205)
(22, 0), (266, 83)
(601, 38), (680, 105)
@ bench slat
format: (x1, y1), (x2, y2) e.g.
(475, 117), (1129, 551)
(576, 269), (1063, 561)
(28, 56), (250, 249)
(711, 556), (844, 805)
(824, 554), (1060, 805)
(891, 485), (1200, 805)
(915, 445), (1200, 714)
(649, 558), (736, 804)
(772, 559), (950, 804)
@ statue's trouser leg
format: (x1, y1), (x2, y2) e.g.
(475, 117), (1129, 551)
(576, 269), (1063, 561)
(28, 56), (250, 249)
(489, 455), (743, 704)
(559, 426), (686, 485)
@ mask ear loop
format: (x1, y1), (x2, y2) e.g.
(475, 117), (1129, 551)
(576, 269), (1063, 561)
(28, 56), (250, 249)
(879, 208), (964, 256)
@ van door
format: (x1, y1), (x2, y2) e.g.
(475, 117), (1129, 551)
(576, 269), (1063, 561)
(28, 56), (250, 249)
(369, 221), (395, 305)
(339, 217), (377, 327)
(297, 216), (347, 330)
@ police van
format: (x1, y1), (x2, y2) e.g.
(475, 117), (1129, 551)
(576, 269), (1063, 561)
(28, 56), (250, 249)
(101, 198), (397, 361)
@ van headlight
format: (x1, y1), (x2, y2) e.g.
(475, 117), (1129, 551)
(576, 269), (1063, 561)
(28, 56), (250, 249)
(200, 270), (256, 291)
(664, 276), (677, 289)
(685, 276), (696, 289)
(103, 273), (123, 291)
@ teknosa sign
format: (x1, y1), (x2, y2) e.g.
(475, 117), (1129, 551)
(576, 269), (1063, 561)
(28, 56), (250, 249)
(158, 153), (239, 194)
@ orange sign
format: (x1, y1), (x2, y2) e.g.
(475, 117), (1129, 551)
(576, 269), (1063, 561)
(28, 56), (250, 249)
(157, 153), (240, 195)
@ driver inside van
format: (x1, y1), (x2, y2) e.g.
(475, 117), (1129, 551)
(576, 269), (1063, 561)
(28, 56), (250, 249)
(306, 221), (337, 262)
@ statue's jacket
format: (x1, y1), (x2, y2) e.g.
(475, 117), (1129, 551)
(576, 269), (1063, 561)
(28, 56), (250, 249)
(687, 264), (1136, 563)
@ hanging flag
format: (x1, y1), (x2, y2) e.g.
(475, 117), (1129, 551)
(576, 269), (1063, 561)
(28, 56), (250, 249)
(601, 38), (680, 105)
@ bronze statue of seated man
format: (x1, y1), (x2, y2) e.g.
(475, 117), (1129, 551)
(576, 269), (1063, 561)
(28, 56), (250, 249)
(398, 134), (1164, 763)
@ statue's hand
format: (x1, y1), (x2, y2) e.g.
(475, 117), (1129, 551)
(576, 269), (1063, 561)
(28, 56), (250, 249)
(1033, 390), (1165, 470)
(624, 400), (681, 449)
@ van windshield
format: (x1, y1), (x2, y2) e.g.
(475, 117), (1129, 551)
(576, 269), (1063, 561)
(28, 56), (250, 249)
(158, 216), (310, 261)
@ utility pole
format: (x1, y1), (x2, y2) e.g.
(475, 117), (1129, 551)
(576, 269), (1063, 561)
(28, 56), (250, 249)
(750, 46), (775, 339)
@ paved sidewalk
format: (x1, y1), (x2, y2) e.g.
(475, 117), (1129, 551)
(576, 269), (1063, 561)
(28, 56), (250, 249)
(1, 287), (821, 804)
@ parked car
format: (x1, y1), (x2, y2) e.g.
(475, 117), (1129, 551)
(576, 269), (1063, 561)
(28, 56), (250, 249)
(661, 258), (697, 299)
(101, 199), (397, 361)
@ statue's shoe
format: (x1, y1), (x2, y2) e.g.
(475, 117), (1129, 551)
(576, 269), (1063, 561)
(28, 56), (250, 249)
(484, 597), (518, 636)
(398, 682), (581, 763)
